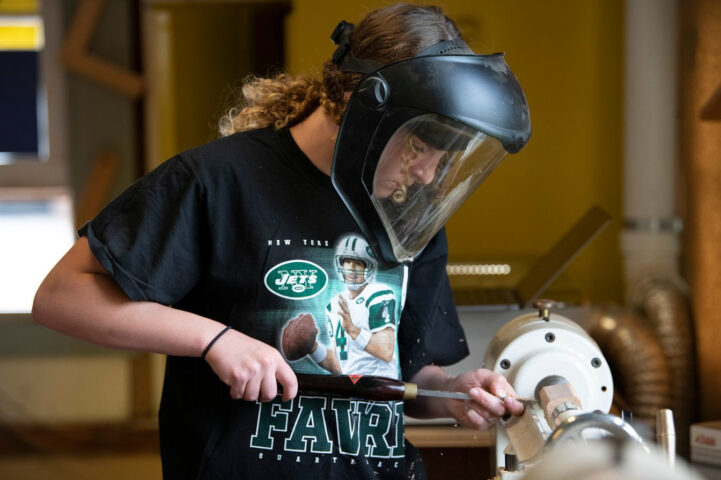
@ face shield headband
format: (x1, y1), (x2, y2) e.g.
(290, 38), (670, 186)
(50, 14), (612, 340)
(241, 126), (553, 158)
(329, 22), (532, 266)
(330, 20), (473, 74)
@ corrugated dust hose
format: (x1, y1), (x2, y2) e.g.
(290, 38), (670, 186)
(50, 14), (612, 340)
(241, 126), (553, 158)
(586, 306), (673, 433)
(585, 277), (696, 456)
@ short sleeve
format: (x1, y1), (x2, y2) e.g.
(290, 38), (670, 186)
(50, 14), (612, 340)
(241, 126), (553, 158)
(78, 155), (206, 305)
(398, 228), (468, 381)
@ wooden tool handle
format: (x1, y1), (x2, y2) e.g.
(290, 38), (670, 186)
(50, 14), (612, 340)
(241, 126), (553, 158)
(296, 373), (415, 401)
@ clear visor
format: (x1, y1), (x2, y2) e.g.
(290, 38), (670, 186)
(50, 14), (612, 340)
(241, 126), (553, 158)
(371, 114), (507, 262)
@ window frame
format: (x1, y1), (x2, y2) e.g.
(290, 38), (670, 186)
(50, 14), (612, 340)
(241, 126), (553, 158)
(0, 2), (71, 322)
(0, 0), (68, 188)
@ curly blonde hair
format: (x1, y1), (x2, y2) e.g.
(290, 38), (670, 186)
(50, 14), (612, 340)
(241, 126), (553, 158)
(218, 4), (463, 137)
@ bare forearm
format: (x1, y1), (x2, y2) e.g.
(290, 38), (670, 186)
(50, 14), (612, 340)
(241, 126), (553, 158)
(33, 238), (299, 403)
(406, 365), (524, 429)
(32, 241), (223, 357)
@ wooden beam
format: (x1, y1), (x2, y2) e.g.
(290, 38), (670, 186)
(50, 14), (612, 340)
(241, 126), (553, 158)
(700, 84), (721, 120)
(61, 0), (144, 99)
(75, 150), (120, 228)
(63, 54), (144, 98)
(61, 0), (105, 52)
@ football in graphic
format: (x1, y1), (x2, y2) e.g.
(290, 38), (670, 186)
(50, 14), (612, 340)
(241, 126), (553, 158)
(280, 313), (318, 361)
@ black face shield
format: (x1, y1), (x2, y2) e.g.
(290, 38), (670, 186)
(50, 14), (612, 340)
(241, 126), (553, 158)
(329, 22), (532, 266)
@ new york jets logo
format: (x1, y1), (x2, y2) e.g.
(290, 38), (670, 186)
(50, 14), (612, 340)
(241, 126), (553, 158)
(264, 260), (328, 300)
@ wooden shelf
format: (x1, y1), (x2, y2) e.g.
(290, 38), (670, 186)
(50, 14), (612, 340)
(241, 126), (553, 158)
(404, 425), (494, 448)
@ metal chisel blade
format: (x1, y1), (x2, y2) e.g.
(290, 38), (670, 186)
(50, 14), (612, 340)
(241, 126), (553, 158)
(416, 388), (471, 400)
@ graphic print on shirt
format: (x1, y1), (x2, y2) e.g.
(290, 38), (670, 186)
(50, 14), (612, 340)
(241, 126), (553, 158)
(249, 396), (406, 459)
(264, 233), (404, 380)
(263, 259), (329, 300)
(255, 232), (408, 462)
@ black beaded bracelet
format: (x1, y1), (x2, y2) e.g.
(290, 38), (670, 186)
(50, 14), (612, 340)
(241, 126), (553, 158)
(201, 325), (233, 360)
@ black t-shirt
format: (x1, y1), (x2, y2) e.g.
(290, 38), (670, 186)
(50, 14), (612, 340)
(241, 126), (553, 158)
(80, 127), (468, 479)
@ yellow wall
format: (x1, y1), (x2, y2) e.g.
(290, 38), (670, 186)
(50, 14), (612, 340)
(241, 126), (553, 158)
(145, 3), (255, 168)
(0, 0), (36, 14)
(287, 0), (625, 302)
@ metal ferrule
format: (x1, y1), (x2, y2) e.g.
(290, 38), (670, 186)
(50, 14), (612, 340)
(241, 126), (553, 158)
(403, 382), (417, 400)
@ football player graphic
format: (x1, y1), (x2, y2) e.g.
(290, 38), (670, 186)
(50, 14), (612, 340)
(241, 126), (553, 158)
(305, 234), (400, 378)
